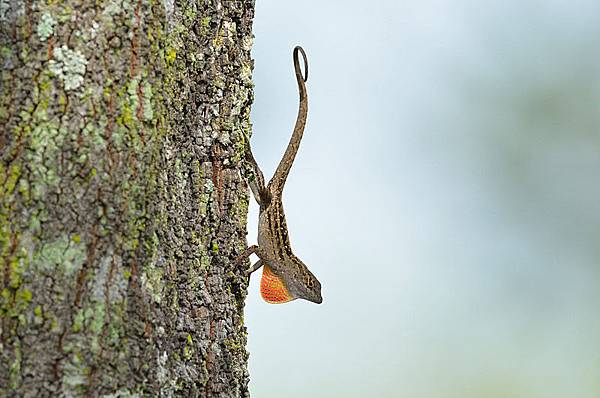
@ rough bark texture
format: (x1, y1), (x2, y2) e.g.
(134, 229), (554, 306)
(0, 0), (255, 396)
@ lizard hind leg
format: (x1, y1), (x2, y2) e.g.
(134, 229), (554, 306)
(260, 265), (295, 304)
(247, 259), (264, 275)
(241, 132), (270, 206)
(235, 245), (259, 267)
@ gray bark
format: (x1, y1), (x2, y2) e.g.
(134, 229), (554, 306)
(0, 0), (255, 396)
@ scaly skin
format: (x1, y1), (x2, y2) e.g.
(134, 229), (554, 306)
(238, 46), (322, 304)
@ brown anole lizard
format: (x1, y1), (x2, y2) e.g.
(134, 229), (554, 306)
(237, 46), (323, 304)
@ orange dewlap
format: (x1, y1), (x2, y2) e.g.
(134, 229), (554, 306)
(260, 265), (294, 304)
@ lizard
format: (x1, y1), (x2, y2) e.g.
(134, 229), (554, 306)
(237, 46), (323, 304)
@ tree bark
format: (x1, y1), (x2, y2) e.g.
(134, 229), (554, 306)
(1, 0), (255, 396)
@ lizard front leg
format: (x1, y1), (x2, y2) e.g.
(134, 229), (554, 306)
(235, 245), (268, 275)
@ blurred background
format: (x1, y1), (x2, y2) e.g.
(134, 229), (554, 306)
(244, 0), (600, 397)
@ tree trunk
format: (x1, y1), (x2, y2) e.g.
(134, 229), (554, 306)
(1, 0), (255, 396)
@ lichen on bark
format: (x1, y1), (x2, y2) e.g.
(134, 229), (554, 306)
(1, 0), (256, 396)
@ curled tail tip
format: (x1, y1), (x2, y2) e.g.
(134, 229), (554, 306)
(293, 45), (308, 83)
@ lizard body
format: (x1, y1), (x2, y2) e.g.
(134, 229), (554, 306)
(239, 46), (322, 304)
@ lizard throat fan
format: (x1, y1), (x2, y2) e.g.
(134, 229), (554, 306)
(260, 265), (295, 304)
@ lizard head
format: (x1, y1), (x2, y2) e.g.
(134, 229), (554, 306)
(286, 257), (322, 304)
(303, 271), (323, 304)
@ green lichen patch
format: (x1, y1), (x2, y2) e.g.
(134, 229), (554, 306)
(69, 303), (111, 368)
(36, 12), (56, 41)
(165, 47), (176, 65)
(141, 260), (165, 304)
(240, 63), (253, 85)
(142, 80), (154, 122)
(48, 45), (88, 90)
(125, 75), (140, 122)
(0, 163), (21, 200)
(0, 236), (32, 330)
(183, 333), (194, 360)
(8, 340), (22, 389)
(26, 121), (65, 199)
(61, 353), (89, 395)
(197, 16), (211, 36)
(102, 0), (121, 18)
(232, 190), (249, 229)
(32, 235), (86, 275)
(116, 74), (156, 128)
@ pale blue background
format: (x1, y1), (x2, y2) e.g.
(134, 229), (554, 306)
(244, 1), (600, 397)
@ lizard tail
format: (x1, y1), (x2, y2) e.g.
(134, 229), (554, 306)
(267, 46), (309, 197)
(294, 45), (308, 83)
